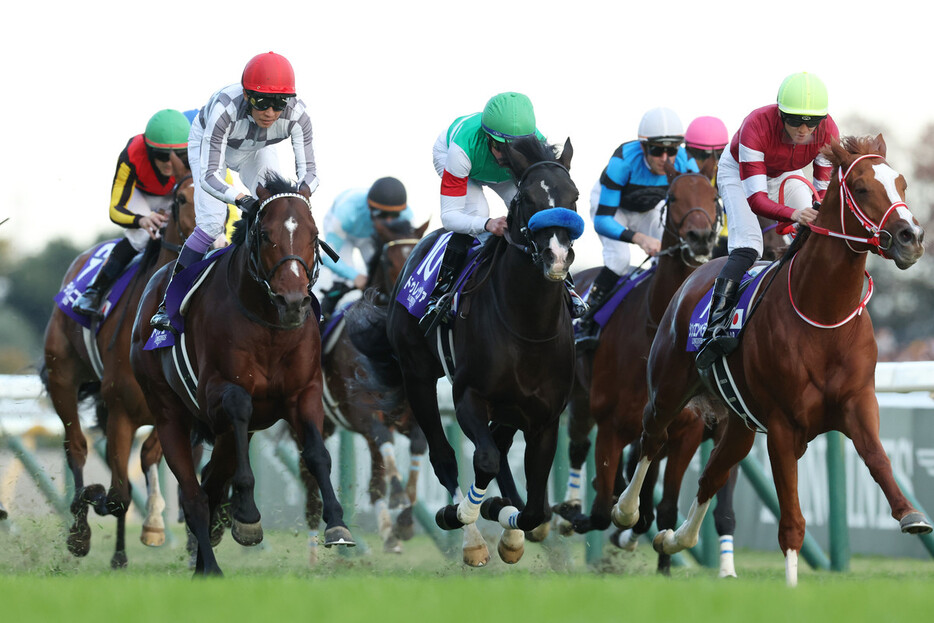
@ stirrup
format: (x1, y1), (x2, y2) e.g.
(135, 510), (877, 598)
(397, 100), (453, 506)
(149, 304), (174, 333)
(72, 290), (102, 317)
(418, 295), (452, 335)
(695, 334), (738, 369)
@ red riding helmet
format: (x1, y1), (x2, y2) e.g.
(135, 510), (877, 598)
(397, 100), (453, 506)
(241, 51), (296, 96)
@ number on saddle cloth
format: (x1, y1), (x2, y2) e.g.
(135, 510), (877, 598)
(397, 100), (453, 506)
(395, 232), (481, 318)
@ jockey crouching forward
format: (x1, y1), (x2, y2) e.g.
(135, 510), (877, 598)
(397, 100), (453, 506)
(318, 177), (414, 320)
(575, 107), (699, 349)
(73, 109), (190, 317)
(419, 91), (586, 334)
(695, 72), (839, 368)
(151, 51), (319, 331)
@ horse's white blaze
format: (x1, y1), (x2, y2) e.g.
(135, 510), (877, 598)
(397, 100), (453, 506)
(540, 180), (555, 208)
(872, 163), (920, 230)
(284, 216), (302, 277)
(548, 233), (570, 272)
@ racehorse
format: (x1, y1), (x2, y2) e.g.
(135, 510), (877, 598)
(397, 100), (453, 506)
(346, 136), (583, 566)
(40, 154), (192, 568)
(312, 216), (430, 557)
(614, 135), (931, 586)
(130, 174), (353, 576)
(553, 171), (721, 560)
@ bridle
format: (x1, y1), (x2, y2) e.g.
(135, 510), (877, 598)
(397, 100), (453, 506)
(367, 236), (422, 298)
(246, 192), (321, 302)
(657, 173), (723, 266)
(503, 160), (576, 265)
(162, 173), (193, 253)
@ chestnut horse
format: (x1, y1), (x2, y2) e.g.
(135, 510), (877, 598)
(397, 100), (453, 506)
(309, 216), (430, 557)
(553, 172), (720, 545)
(131, 175), (353, 576)
(41, 155), (192, 568)
(346, 136), (583, 566)
(615, 135), (931, 586)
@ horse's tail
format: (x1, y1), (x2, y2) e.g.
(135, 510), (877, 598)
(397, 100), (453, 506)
(343, 289), (405, 411)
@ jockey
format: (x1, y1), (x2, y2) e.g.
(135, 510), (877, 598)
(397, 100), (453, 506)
(419, 92), (586, 333)
(575, 107), (699, 349)
(685, 115), (730, 181)
(319, 176), (414, 319)
(695, 72), (839, 368)
(151, 51), (319, 331)
(73, 109), (190, 317)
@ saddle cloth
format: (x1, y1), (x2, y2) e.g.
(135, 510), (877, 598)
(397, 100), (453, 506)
(395, 232), (482, 319)
(590, 265), (658, 328)
(53, 239), (142, 332)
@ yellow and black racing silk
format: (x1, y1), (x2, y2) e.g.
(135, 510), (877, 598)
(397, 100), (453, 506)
(109, 134), (177, 227)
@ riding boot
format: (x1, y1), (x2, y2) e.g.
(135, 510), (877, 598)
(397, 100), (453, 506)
(72, 238), (136, 317)
(564, 276), (588, 319)
(574, 267), (619, 351)
(150, 243), (205, 332)
(694, 277), (742, 369)
(418, 233), (470, 334)
(320, 281), (353, 323)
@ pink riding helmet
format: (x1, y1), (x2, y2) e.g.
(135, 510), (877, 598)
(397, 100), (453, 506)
(685, 116), (729, 150)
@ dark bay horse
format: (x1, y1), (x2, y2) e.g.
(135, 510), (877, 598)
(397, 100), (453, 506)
(553, 173), (720, 555)
(131, 175), (353, 576)
(41, 155), (192, 568)
(311, 216), (430, 557)
(346, 136), (582, 566)
(615, 135), (931, 586)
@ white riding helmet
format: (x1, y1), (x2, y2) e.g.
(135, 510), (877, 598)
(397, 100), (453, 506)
(638, 107), (685, 145)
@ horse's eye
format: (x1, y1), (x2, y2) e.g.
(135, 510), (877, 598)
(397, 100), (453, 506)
(260, 230), (270, 242)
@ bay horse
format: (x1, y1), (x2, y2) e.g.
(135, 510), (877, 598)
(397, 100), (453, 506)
(346, 136), (582, 566)
(310, 216), (430, 557)
(40, 154), (192, 568)
(615, 135), (931, 586)
(130, 174), (353, 576)
(553, 171), (721, 559)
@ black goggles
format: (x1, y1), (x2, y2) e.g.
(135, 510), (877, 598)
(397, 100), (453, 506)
(370, 208), (401, 220)
(151, 148), (187, 162)
(647, 144), (679, 157)
(781, 113), (825, 128)
(248, 93), (290, 111)
(687, 147), (724, 161)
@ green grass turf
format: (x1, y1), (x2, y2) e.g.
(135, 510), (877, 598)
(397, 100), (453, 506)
(1, 519), (932, 622)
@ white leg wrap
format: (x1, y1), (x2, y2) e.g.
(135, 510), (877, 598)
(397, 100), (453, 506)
(375, 499), (392, 541)
(497, 505), (521, 530)
(718, 535), (737, 578)
(613, 457), (651, 528)
(785, 549), (798, 587)
(565, 467), (583, 503)
(144, 464), (166, 529)
(456, 483), (485, 525)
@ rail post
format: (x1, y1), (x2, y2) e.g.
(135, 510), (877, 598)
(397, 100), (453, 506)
(826, 431), (850, 571)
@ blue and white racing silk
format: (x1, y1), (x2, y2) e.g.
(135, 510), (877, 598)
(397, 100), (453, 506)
(321, 188), (414, 281)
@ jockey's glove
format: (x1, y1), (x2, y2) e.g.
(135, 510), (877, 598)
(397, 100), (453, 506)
(236, 195), (259, 213)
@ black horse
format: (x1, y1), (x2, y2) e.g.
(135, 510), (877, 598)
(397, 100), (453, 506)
(346, 136), (582, 566)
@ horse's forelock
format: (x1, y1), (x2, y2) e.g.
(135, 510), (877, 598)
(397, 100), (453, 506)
(232, 174), (305, 245)
(505, 136), (559, 179)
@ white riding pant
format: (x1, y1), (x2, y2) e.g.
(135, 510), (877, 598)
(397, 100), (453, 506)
(189, 121), (281, 239)
(123, 192), (174, 251)
(718, 150), (813, 255)
(589, 179), (663, 274)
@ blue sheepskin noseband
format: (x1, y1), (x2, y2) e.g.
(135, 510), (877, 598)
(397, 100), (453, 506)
(527, 208), (585, 240)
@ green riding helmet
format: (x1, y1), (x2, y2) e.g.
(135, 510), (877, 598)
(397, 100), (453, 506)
(481, 92), (536, 142)
(777, 72), (829, 116)
(144, 109), (191, 150)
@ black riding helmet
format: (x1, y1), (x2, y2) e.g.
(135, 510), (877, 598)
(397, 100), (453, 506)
(367, 177), (407, 217)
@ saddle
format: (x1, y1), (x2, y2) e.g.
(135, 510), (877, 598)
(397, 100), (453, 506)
(395, 232), (483, 323)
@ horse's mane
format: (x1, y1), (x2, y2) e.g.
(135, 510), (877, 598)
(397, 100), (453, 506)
(137, 235), (163, 273)
(231, 174), (302, 246)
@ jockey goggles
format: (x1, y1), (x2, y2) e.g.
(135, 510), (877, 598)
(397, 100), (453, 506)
(151, 148), (187, 162)
(781, 112), (825, 128)
(686, 146), (723, 161)
(247, 92), (290, 111)
(646, 144), (679, 157)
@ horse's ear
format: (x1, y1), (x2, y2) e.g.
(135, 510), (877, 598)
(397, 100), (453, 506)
(663, 159), (678, 183)
(871, 133), (887, 158)
(827, 137), (848, 167)
(698, 156), (717, 182)
(558, 138), (573, 170)
(255, 184), (270, 201)
(299, 182), (312, 200)
(415, 219), (430, 239)
(504, 141), (530, 173)
(372, 218), (390, 241)
(169, 151), (189, 179)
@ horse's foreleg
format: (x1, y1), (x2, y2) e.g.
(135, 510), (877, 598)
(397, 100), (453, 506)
(843, 398), (933, 534)
(298, 460), (322, 565)
(220, 384), (262, 546)
(139, 431), (166, 547)
(765, 421), (806, 587)
(405, 378), (459, 498)
(299, 419), (354, 548)
(103, 409), (134, 568)
(405, 423), (427, 505)
(713, 466), (740, 577)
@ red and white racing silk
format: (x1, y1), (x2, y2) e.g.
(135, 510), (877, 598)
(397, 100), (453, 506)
(729, 104), (839, 222)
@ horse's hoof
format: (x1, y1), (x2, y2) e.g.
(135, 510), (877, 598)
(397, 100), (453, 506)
(899, 511), (933, 534)
(610, 528), (639, 552)
(526, 520), (550, 543)
(653, 530), (673, 555)
(388, 478), (408, 510)
(110, 550), (128, 569)
(555, 516), (575, 537)
(611, 504), (638, 530)
(553, 499), (582, 521)
(231, 520), (264, 546)
(383, 534), (403, 554)
(67, 521), (91, 557)
(497, 530), (525, 564)
(140, 525), (166, 547)
(463, 543), (491, 567)
(392, 513), (416, 542)
(323, 526), (355, 548)
(83, 484), (108, 516)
